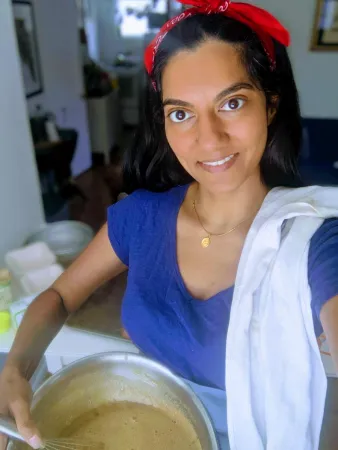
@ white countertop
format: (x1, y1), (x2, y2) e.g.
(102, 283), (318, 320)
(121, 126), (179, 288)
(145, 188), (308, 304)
(0, 324), (139, 358)
(0, 291), (139, 363)
(0, 325), (336, 377)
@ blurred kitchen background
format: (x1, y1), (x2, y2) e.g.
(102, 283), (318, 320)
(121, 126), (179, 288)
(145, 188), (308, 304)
(0, 1), (338, 446)
(1, 0), (183, 249)
(1, 0), (338, 261)
(0, 0), (186, 393)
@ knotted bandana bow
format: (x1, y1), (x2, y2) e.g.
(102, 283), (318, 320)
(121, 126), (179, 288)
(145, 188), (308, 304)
(144, 0), (290, 83)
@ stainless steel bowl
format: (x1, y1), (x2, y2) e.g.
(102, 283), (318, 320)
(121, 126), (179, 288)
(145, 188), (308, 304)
(7, 352), (219, 450)
(26, 221), (94, 265)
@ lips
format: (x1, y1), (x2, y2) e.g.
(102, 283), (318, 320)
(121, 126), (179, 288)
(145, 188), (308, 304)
(198, 153), (239, 173)
(202, 154), (236, 166)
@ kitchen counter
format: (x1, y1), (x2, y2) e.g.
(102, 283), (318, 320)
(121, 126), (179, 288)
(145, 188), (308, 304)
(0, 322), (139, 374)
(0, 272), (139, 374)
(67, 272), (128, 338)
(1, 269), (337, 449)
(0, 269), (336, 376)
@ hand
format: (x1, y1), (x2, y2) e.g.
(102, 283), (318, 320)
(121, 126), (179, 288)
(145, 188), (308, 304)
(0, 367), (43, 450)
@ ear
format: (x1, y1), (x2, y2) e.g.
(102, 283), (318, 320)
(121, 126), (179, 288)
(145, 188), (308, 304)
(267, 95), (279, 125)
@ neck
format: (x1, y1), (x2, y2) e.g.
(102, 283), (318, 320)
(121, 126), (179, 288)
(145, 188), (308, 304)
(194, 175), (268, 233)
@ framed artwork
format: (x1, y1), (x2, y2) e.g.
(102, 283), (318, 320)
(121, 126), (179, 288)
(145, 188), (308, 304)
(12, 0), (43, 97)
(311, 0), (338, 50)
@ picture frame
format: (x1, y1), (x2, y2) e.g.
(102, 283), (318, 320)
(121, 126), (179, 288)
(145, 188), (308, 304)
(12, 0), (43, 97)
(311, 0), (338, 50)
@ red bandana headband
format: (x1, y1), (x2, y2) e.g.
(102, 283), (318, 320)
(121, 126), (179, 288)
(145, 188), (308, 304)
(144, 0), (290, 84)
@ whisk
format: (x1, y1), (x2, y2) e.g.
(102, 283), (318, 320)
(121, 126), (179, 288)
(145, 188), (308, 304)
(0, 415), (103, 450)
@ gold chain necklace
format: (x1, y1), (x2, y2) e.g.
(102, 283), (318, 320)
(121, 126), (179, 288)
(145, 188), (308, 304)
(192, 199), (253, 248)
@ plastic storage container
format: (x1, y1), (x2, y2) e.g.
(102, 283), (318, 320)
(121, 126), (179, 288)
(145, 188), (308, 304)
(5, 242), (56, 278)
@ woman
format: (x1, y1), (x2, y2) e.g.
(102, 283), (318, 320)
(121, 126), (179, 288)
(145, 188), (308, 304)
(1, 1), (338, 449)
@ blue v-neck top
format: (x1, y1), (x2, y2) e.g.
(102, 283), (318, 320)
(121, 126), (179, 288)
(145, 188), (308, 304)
(107, 185), (338, 389)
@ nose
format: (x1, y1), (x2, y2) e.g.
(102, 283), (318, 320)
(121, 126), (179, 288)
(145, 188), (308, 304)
(196, 112), (229, 152)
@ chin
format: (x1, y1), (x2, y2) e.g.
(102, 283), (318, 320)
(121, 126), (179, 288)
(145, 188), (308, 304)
(196, 172), (247, 195)
(195, 163), (264, 194)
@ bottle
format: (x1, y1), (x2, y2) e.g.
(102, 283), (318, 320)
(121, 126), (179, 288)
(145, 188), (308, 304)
(0, 269), (12, 333)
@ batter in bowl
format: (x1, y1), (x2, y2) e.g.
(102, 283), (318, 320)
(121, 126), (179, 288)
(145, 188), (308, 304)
(60, 402), (202, 450)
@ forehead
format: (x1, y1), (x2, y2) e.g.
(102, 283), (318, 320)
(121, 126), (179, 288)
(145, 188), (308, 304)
(161, 40), (250, 100)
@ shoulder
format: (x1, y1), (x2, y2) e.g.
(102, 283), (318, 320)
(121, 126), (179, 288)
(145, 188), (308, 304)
(269, 185), (338, 207)
(308, 218), (338, 321)
(130, 185), (188, 205)
(106, 185), (188, 265)
(106, 185), (187, 245)
(108, 184), (188, 218)
(308, 217), (338, 288)
(309, 218), (338, 257)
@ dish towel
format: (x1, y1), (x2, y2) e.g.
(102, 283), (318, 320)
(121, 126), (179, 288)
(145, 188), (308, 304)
(226, 186), (338, 450)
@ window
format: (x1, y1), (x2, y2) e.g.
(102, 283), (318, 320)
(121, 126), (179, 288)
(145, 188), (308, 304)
(117, 0), (168, 37)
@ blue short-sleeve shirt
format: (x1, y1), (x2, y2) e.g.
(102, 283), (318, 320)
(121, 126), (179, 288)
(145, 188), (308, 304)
(107, 185), (338, 389)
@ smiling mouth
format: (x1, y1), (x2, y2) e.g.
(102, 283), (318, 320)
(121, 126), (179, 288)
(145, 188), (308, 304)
(202, 154), (236, 166)
(198, 152), (239, 173)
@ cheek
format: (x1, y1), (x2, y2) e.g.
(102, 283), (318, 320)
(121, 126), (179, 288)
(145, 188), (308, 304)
(232, 109), (268, 156)
(165, 122), (193, 162)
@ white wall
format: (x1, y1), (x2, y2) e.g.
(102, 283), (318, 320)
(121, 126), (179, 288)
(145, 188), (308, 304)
(92, 0), (338, 119)
(86, 0), (122, 63)
(0, 0), (44, 265)
(255, 0), (338, 119)
(86, 0), (154, 64)
(27, 0), (92, 176)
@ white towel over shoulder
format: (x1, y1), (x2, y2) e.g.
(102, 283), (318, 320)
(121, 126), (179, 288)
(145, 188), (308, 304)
(226, 186), (338, 450)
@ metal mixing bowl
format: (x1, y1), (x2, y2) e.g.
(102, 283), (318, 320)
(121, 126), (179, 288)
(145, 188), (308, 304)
(7, 352), (219, 450)
(26, 221), (94, 266)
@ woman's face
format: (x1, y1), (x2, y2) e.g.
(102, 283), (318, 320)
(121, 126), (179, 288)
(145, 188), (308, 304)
(162, 39), (275, 194)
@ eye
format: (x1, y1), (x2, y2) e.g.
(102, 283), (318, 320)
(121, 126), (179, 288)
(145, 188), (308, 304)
(168, 109), (192, 123)
(221, 98), (245, 112)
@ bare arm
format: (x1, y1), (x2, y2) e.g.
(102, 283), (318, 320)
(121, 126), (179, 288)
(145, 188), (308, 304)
(319, 296), (338, 448)
(4, 223), (126, 377)
(0, 224), (126, 448)
(320, 295), (338, 373)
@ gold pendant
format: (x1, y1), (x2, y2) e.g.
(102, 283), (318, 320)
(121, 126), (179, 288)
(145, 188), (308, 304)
(201, 236), (211, 248)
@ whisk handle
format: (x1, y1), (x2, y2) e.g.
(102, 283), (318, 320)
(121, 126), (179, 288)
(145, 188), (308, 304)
(0, 414), (26, 442)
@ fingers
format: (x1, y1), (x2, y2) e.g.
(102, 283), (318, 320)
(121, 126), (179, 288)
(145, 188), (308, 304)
(9, 399), (43, 449)
(0, 431), (8, 450)
(0, 403), (10, 450)
(0, 369), (43, 449)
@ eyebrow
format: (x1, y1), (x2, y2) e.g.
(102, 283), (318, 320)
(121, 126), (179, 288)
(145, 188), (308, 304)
(163, 82), (254, 108)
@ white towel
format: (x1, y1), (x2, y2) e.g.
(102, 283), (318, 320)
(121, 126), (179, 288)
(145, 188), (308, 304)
(226, 186), (338, 450)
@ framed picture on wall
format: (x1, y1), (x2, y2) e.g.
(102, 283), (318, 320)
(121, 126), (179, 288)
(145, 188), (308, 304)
(12, 0), (43, 97)
(311, 0), (338, 50)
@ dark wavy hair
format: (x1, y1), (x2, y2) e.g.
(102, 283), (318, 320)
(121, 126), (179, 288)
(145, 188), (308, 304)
(123, 14), (302, 193)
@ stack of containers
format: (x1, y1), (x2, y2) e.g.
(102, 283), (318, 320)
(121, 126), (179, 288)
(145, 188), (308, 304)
(4, 242), (64, 330)
(5, 242), (64, 296)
